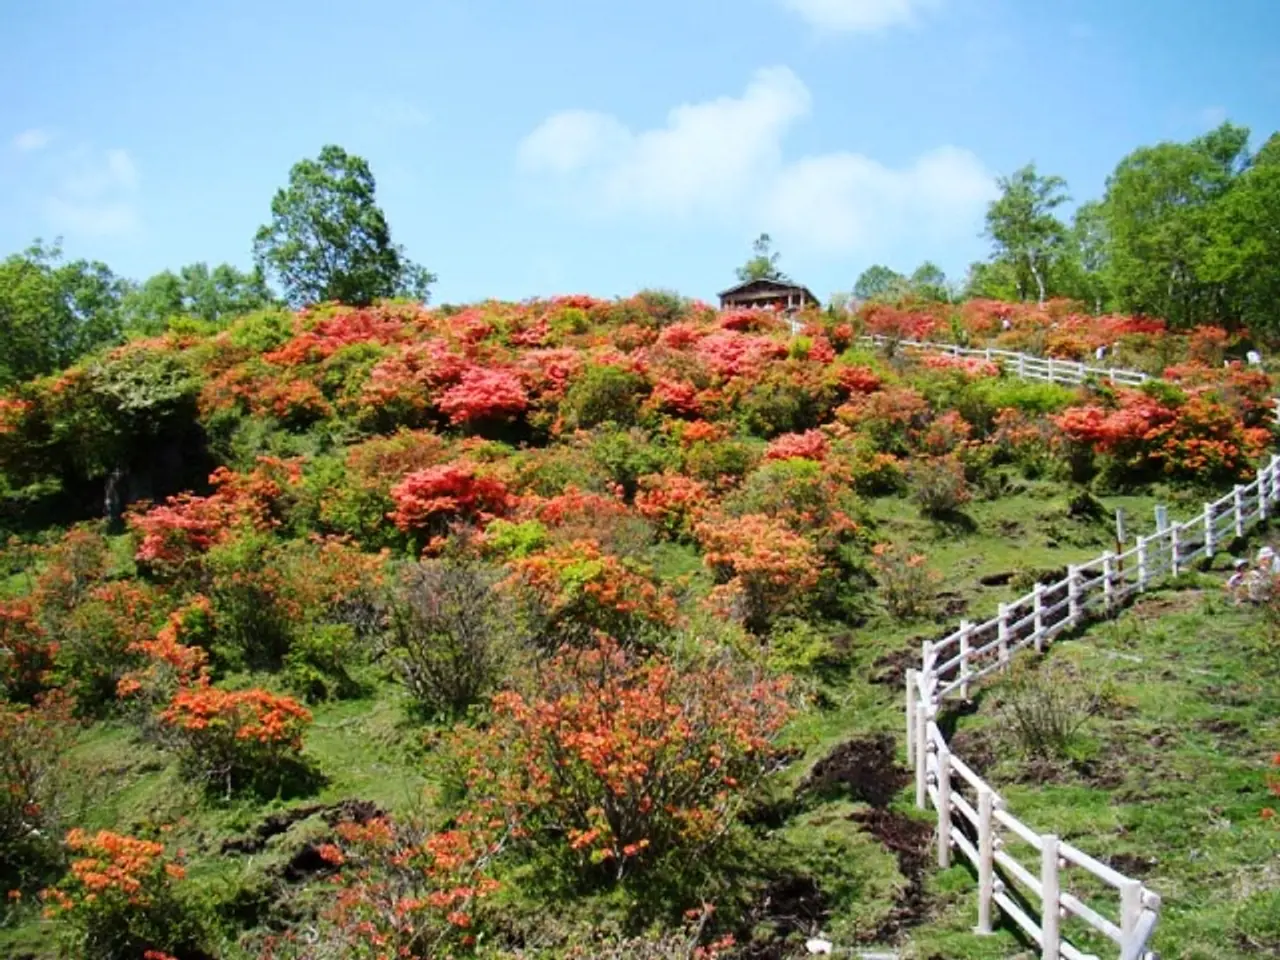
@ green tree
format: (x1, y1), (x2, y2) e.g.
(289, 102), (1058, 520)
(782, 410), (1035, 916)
(735, 233), (786, 283)
(123, 262), (275, 333)
(963, 259), (1020, 301)
(853, 264), (905, 301)
(908, 261), (950, 302)
(0, 240), (126, 385)
(253, 145), (435, 308)
(1202, 132), (1280, 336)
(1100, 122), (1249, 328)
(984, 164), (1071, 304)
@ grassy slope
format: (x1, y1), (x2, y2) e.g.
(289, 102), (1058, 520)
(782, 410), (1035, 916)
(4, 483), (1275, 958)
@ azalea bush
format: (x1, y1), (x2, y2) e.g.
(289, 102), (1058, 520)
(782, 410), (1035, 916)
(157, 685), (312, 795)
(696, 513), (821, 631)
(869, 542), (940, 621)
(40, 829), (209, 960)
(445, 638), (793, 883)
(907, 454), (972, 518)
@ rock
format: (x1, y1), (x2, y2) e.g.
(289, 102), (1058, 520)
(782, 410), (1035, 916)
(806, 938), (834, 955)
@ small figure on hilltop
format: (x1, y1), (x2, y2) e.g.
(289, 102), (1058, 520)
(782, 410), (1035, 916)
(1228, 546), (1277, 604)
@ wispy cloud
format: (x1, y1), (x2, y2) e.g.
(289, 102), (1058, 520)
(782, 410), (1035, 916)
(777, 0), (940, 33)
(12, 128), (52, 152)
(45, 147), (141, 237)
(517, 66), (996, 258)
(1199, 105), (1228, 128)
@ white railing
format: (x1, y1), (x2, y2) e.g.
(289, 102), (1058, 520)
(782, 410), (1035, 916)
(906, 452), (1280, 959)
(859, 334), (1151, 387)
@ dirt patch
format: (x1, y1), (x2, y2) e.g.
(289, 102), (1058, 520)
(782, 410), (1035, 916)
(1106, 852), (1158, 878)
(221, 799), (384, 855)
(979, 570), (1016, 587)
(798, 734), (909, 808)
(850, 808), (933, 943)
(282, 841), (340, 883)
(869, 646), (918, 688)
(1132, 591), (1204, 618)
(1199, 717), (1246, 741)
(937, 591), (968, 618)
(736, 874), (831, 958)
(946, 729), (997, 778)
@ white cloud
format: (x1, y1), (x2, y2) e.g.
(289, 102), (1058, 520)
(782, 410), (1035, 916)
(13, 128), (52, 151)
(516, 67), (995, 258)
(778, 0), (937, 33)
(45, 147), (141, 236)
(520, 67), (810, 218)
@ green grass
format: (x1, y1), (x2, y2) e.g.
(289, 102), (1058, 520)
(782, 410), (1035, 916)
(4, 483), (1276, 958)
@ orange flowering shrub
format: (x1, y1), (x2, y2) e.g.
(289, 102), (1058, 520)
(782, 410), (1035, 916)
(447, 638), (792, 882)
(41, 829), (206, 959)
(508, 539), (676, 642)
(696, 513), (821, 631)
(115, 596), (213, 710)
(764, 429), (828, 462)
(836, 385), (930, 454)
(0, 600), (57, 703)
(56, 581), (163, 713)
(258, 814), (503, 960)
(635, 472), (712, 540)
(869, 542), (940, 620)
(157, 686), (311, 793)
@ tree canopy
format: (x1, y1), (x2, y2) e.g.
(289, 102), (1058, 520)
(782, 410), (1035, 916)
(253, 145), (435, 308)
(735, 233), (786, 283)
(122, 262), (276, 334)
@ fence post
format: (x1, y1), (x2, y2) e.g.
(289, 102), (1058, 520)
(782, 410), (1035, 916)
(1017, 355), (1026, 378)
(975, 786), (994, 935)
(997, 603), (1010, 667)
(1103, 552), (1115, 612)
(959, 621), (973, 700)
(1235, 484), (1246, 537)
(936, 745), (952, 869)
(1120, 880), (1142, 947)
(1171, 524), (1181, 576)
(915, 702), (928, 810)
(1155, 504), (1168, 533)
(1041, 834), (1061, 960)
(905, 668), (917, 756)
(1262, 467), (1270, 522)
(1204, 502), (1215, 560)
(1047, 357), (1056, 382)
(1137, 535), (1149, 591)
(1067, 565), (1081, 627)
(1033, 582), (1045, 651)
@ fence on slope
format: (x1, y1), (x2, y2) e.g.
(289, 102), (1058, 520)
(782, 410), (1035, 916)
(857, 333), (1280, 959)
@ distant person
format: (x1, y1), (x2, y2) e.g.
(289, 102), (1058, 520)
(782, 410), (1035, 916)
(1001, 318), (1012, 332)
(1226, 557), (1249, 592)
(1094, 344), (1107, 362)
(1247, 349), (1263, 367)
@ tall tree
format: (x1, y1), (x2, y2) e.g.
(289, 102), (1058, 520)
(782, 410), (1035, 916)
(735, 233), (786, 283)
(253, 145), (435, 307)
(908, 261), (951, 302)
(984, 164), (1070, 304)
(853, 264), (906, 301)
(1100, 122), (1249, 328)
(122, 262), (275, 333)
(1202, 132), (1280, 336)
(0, 240), (126, 385)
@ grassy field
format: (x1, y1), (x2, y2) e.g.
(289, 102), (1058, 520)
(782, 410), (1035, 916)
(3, 483), (1276, 958)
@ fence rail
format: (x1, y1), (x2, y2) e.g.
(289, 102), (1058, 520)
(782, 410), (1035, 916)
(858, 334), (1151, 386)
(906, 453), (1280, 960)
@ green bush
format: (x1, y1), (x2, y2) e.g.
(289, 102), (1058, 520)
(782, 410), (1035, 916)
(589, 427), (675, 498)
(563, 365), (646, 429)
(284, 623), (365, 703)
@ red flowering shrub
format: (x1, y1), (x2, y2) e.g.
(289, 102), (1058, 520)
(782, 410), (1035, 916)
(41, 829), (207, 959)
(650, 379), (703, 418)
(157, 685), (311, 793)
(1186, 325), (1231, 366)
(694, 331), (788, 379)
(116, 596), (213, 710)
(765, 429), (828, 462)
(437, 367), (529, 427)
(919, 354), (1000, 379)
(56, 581), (163, 713)
(389, 463), (514, 535)
(860, 303), (941, 341)
(447, 638), (792, 881)
(920, 410), (973, 456)
(836, 385), (930, 454)
(837, 365), (884, 396)
(696, 513), (821, 631)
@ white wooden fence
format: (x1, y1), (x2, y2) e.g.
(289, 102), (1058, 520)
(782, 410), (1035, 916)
(906, 452), (1280, 959)
(859, 334), (1151, 387)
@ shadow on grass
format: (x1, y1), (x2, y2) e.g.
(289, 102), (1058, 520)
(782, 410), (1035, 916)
(926, 509), (978, 536)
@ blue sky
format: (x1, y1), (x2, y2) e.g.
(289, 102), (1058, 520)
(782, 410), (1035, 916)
(2, 0), (1278, 305)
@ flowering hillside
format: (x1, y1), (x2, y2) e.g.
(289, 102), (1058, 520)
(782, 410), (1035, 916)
(0, 293), (1275, 958)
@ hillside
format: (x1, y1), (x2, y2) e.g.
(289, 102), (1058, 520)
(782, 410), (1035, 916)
(1, 295), (1277, 959)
